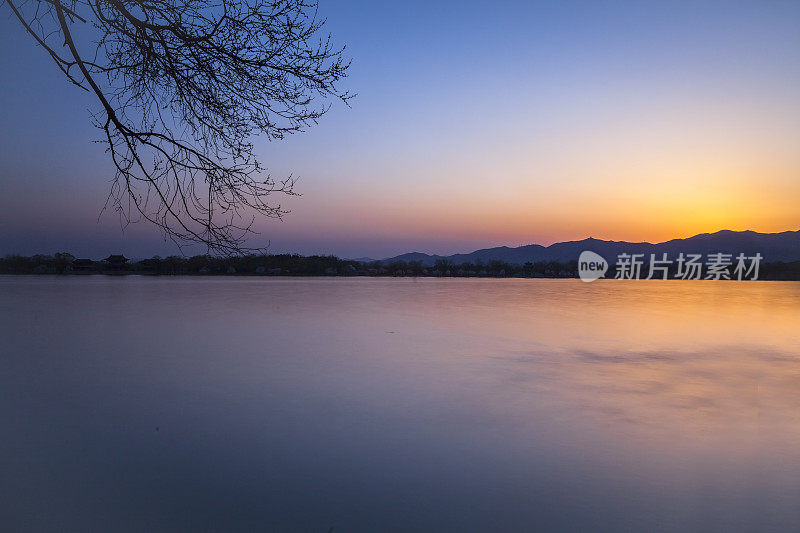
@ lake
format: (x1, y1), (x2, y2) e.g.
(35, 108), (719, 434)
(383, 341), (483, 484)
(1, 276), (799, 531)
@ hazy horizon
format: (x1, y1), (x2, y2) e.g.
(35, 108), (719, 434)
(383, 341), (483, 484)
(1, 227), (797, 262)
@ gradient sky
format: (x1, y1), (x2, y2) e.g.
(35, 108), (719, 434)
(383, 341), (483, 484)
(1, 0), (799, 258)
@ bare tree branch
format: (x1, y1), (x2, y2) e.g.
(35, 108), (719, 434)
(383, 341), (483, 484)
(3, 0), (352, 255)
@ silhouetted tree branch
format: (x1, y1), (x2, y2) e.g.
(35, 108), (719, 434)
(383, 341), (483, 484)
(4, 0), (351, 254)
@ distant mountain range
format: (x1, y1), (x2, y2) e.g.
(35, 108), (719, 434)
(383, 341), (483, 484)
(358, 230), (800, 266)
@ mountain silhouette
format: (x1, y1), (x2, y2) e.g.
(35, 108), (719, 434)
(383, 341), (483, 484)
(369, 230), (800, 266)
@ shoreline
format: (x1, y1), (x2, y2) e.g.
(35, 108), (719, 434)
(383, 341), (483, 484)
(3, 254), (799, 280)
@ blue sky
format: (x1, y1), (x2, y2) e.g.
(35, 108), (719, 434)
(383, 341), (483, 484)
(1, 0), (799, 258)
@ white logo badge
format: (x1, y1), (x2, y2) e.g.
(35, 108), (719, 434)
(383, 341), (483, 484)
(579, 251), (608, 282)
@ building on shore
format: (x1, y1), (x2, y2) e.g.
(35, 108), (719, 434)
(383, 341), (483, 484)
(103, 255), (129, 272)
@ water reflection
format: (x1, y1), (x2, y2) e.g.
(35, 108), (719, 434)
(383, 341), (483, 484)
(1, 277), (799, 531)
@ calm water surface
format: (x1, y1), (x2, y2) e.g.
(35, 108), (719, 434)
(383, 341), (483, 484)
(1, 276), (799, 531)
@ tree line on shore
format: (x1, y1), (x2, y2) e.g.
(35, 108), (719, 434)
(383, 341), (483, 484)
(0, 253), (580, 277)
(1, 253), (799, 280)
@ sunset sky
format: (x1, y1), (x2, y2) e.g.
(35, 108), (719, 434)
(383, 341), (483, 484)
(1, 0), (798, 258)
